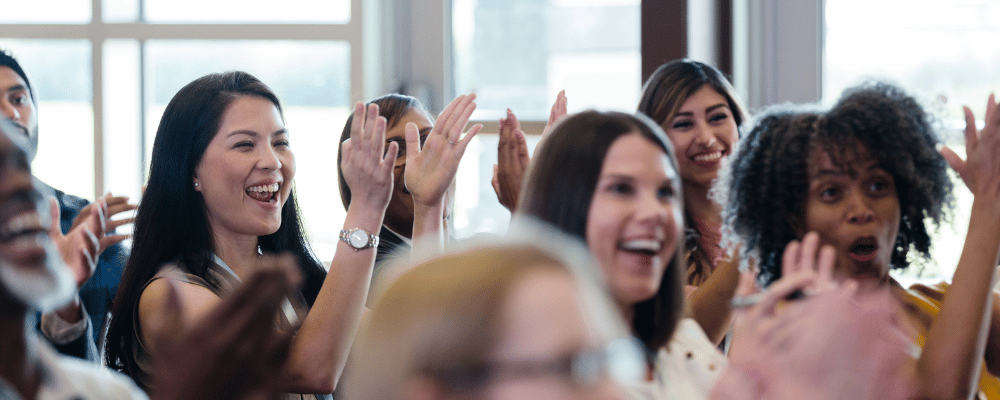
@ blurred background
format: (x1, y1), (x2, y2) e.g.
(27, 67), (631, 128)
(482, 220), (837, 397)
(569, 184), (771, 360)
(2, 0), (997, 283)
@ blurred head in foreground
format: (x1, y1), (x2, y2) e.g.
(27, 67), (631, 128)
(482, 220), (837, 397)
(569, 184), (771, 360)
(347, 225), (644, 400)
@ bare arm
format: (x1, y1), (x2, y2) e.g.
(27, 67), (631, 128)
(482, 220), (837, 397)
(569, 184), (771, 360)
(922, 95), (1000, 399)
(686, 255), (741, 344)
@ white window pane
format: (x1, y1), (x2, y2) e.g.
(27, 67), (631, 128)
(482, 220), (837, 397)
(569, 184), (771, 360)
(144, 40), (351, 260)
(0, 0), (90, 23)
(144, 0), (349, 23)
(0, 40), (94, 199)
(454, 0), (640, 121)
(103, 0), (139, 23)
(103, 40), (142, 200)
(825, 0), (1000, 282)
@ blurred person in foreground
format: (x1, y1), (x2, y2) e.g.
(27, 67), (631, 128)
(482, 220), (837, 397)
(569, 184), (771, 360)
(0, 49), (136, 360)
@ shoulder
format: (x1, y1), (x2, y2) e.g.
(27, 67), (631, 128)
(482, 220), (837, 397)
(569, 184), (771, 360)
(137, 267), (222, 351)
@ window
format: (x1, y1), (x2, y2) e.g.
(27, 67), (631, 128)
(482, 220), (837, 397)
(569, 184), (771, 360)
(2, 0), (363, 261)
(451, 0), (641, 237)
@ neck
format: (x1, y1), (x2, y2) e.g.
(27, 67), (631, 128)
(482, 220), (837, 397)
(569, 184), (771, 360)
(0, 299), (40, 400)
(683, 180), (723, 225)
(618, 301), (636, 328)
(211, 231), (260, 280)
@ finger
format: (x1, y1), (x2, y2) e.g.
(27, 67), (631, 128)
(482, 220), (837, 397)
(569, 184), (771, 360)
(362, 103), (380, 150)
(99, 234), (129, 250)
(450, 100), (478, 142)
(799, 232), (820, 273)
(106, 217), (136, 232)
(514, 129), (530, 166)
(508, 108), (521, 131)
(404, 122), (421, 161)
(781, 239), (801, 278)
(107, 201), (138, 218)
(435, 94), (468, 136)
(492, 165), (503, 202)
(382, 142), (399, 174)
(455, 124), (483, 154)
(373, 116), (387, 157)
(94, 198), (108, 238)
(752, 272), (815, 318)
(48, 197), (62, 238)
(964, 105), (979, 153)
(82, 226), (100, 257)
(735, 269), (758, 298)
(816, 245), (836, 285)
(938, 145), (967, 177)
(349, 101), (365, 140)
(985, 93), (1000, 136)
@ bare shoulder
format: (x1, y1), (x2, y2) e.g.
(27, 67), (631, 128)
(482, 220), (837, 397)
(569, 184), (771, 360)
(138, 277), (222, 351)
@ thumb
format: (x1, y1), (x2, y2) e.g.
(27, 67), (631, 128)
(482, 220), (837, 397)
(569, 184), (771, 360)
(404, 122), (421, 160)
(938, 145), (967, 177)
(47, 197), (61, 239)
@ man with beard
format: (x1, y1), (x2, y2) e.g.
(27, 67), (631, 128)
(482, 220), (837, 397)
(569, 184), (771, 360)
(0, 49), (135, 360)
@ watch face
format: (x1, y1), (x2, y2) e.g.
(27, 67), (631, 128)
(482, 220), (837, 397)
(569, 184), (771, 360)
(349, 230), (369, 248)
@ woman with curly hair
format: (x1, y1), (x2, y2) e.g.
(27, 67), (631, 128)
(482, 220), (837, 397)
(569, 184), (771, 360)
(720, 81), (1000, 398)
(637, 59), (746, 345)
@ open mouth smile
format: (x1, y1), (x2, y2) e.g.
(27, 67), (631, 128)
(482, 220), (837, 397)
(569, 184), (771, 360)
(848, 236), (877, 262)
(246, 182), (280, 203)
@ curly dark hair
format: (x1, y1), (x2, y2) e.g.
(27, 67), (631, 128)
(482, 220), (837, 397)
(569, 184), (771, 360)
(720, 81), (953, 286)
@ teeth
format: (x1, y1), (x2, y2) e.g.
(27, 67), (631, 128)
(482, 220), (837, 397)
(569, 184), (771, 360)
(248, 183), (280, 193)
(621, 239), (661, 252)
(693, 152), (722, 162)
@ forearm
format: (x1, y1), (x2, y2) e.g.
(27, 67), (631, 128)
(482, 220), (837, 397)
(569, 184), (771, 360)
(411, 201), (445, 256)
(919, 198), (1000, 399)
(283, 203), (383, 393)
(687, 258), (740, 344)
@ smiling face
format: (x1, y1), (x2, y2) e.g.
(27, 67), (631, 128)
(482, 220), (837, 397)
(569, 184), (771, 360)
(0, 119), (73, 311)
(661, 84), (738, 192)
(0, 67), (38, 162)
(382, 109), (433, 239)
(803, 145), (900, 283)
(194, 95), (295, 240)
(585, 133), (682, 308)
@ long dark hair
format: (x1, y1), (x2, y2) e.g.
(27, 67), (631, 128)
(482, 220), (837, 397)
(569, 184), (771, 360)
(517, 110), (685, 352)
(637, 58), (748, 286)
(105, 71), (327, 378)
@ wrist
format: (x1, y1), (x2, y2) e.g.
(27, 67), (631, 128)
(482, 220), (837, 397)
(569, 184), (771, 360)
(53, 294), (84, 323)
(344, 204), (385, 233)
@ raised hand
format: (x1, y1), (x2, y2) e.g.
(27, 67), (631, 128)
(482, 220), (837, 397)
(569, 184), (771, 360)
(49, 197), (103, 289)
(939, 93), (1000, 198)
(150, 253), (301, 400)
(534, 90), (568, 159)
(492, 108), (529, 211)
(403, 94), (482, 209)
(70, 192), (136, 250)
(340, 102), (398, 212)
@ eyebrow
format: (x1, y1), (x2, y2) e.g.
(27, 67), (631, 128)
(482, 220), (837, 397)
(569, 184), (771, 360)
(811, 164), (884, 178)
(672, 104), (729, 118)
(600, 173), (675, 186)
(386, 127), (432, 141)
(4, 84), (28, 95)
(226, 128), (287, 138)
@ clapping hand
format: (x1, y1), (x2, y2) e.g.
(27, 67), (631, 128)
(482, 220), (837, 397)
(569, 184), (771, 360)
(403, 94), (482, 208)
(340, 102), (398, 212)
(492, 109), (528, 211)
(939, 93), (1000, 198)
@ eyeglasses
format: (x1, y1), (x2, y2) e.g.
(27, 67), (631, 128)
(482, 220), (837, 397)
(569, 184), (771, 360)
(431, 337), (647, 393)
(385, 134), (430, 166)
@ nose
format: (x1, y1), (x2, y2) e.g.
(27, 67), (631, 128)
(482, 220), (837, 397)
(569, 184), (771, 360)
(846, 189), (874, 224)
(0, 100), (20, 122)
(635, 192), (670, 226)
(257, 146), (282, 171)
(693, 120), (716, 148)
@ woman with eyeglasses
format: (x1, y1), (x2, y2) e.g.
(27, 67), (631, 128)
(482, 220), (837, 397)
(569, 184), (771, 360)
(346, 233), (646, 400)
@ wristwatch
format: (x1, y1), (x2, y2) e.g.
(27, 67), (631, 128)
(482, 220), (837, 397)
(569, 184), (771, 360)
(340, 228), (379, 250)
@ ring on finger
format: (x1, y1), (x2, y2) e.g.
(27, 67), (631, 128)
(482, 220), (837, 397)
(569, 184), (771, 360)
(448, 139), (458, 145)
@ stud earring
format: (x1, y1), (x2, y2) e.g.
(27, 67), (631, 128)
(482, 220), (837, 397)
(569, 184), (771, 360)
(194, 182), (199, 187)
